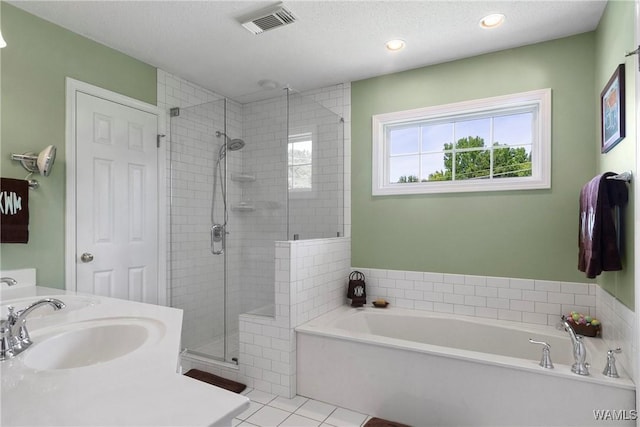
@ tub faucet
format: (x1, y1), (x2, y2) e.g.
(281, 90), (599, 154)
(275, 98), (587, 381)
(603, 348), (622, 378)
(0, 298), (65, 360)
(0, 277), (17, 287)
(560, 315), (589, 376)
(529, 338), (554, 369)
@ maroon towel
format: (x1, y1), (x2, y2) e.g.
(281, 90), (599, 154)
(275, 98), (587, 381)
(578, 173), (627, 278)
(0, 178), (30, 243)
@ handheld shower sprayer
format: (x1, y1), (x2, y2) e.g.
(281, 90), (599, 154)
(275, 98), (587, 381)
(211, 131), (246, 254)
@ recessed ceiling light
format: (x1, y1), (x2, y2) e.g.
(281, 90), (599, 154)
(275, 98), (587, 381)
(258, 79), (279, 90)
(385, 39), (406, 52)
(480, 13), (505, 29)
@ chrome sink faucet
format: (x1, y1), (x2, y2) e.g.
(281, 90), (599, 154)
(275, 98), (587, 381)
(0, 298), (65, 361)
(560, 315), (589, 376)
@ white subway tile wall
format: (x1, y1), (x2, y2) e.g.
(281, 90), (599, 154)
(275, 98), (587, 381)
(596, 286), (637, 381)
(355, 267), (597, 327)
(239, 238), (351, 397)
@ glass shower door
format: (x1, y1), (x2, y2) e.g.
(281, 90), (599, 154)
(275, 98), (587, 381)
(169, 99), (228, 361)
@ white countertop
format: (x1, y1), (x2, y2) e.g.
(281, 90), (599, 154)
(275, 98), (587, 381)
(1, 282), (249, 426)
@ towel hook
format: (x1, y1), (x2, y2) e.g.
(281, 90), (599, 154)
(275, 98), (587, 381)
(606, 171), (632, 182)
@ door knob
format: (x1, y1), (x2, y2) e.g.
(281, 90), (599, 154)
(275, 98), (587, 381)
(80, 252), (94, 263)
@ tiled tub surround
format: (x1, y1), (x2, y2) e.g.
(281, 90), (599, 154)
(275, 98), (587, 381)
(357, 266), (637, 380)
(357, 267), (597, 326)
(596, 286), (638, 382)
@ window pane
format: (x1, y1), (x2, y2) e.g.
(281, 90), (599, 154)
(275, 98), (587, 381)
(289, 140), (312, 166)
(372, 89), (550, 195)
(390, 155), (419, 184)
(493, 112), (533, 146)
(421, 153), (451, 181)
(493, 146), (532, 179)
(389, 126), (419, 155)
(454, 118), (490, 145)
(291, 165), (312, 189)
(454, 150), (490, 180)
(422, 123), (452, 153)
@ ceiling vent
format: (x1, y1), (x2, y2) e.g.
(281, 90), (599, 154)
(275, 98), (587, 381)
(239, 3), (296, 35)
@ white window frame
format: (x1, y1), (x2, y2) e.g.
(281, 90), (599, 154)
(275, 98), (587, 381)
(288, 127), (316, 199)
(372, 89), (551, 195)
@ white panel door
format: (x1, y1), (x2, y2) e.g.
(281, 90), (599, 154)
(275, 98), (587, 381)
(75, 92), (158, 303)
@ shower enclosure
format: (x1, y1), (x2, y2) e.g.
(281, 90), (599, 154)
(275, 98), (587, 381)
(169, 88), (344, 364)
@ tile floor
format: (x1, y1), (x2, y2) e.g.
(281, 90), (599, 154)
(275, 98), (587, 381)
(234, 388), (373, 427)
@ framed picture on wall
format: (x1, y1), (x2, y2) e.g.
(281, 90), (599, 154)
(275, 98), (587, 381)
(600, 64), (626, 153)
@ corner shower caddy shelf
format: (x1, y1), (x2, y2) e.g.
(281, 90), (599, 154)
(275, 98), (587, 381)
(232, 202), (255, 212)
(231, 172), (256, 211)
(231, 173), (256, 182)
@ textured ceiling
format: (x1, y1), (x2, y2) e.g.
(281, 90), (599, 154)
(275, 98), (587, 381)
(9, 1), (607, 102)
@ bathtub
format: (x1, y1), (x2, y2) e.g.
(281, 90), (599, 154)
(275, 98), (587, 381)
(296, 306), (636, 426)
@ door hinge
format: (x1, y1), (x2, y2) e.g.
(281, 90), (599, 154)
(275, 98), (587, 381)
(157, 134), (165, 148)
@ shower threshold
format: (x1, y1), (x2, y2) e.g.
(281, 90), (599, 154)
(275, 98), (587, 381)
(182, 331), (240, 369)
(181, 349), (240, 371)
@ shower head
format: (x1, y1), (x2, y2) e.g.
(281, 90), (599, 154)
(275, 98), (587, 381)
(226, 138), (245, 151)
(215, 131), (245, 159)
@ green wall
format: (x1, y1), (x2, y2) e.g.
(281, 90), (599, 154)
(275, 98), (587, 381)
(594, 0), (636, 309)
(352, 33), (598, 284)
(0, 4), (157, 288)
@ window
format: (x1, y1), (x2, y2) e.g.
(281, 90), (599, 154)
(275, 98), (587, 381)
(372, 89), (551, 195)
(288, 131), (313, 193)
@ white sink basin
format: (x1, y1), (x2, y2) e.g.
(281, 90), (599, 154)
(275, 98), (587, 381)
(24, 317), (165, 370)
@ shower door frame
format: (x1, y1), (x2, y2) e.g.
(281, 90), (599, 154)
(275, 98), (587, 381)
(169, 99), (232, 364)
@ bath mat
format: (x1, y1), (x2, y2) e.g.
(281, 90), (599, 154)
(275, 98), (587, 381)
(183, 369), (246, 394)
(364, 417), (411, 427)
